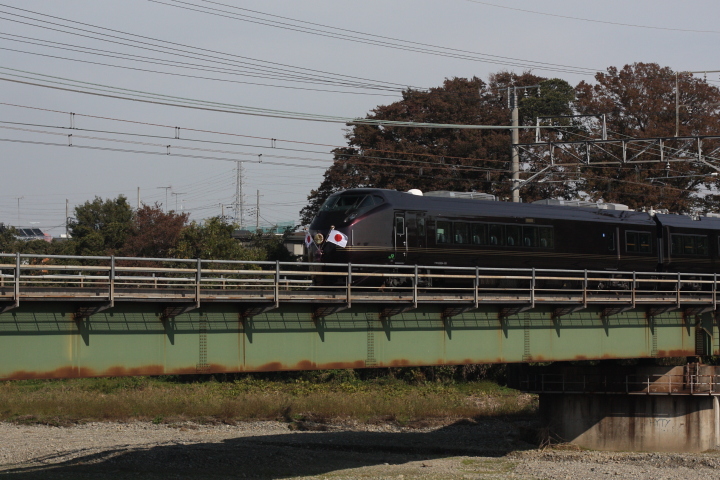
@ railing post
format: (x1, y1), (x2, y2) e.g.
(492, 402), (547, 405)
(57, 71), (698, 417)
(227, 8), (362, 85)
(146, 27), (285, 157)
(531, 268), (535, 308)
(631, 271), (636, 309)
(109, 255), (115, 308)
(474, 266), (479, 309)
(195, 258), (202, 308)
(677, 272), (682, 306)
(274, 260), (280, 308)
(347, 263), (352, 308)
(413, 264), (418, 308)
(714, 273), (717, 311)
(583, 270), (588, 308)
(14, 252), (20, 308)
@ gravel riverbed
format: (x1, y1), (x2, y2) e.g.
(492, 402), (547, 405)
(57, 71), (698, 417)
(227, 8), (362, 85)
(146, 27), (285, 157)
(0, 419), (718, 479)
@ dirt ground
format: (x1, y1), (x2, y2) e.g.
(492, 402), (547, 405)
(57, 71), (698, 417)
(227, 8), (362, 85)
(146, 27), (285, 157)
(0, 417), (718, 479)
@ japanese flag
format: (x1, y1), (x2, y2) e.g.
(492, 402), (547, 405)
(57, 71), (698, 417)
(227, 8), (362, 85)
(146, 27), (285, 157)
(327, 229), (348, 248)
(304, 232), (313, 248)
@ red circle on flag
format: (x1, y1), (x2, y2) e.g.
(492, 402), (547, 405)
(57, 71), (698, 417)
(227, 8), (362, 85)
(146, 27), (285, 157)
(334, 234), (343, 242)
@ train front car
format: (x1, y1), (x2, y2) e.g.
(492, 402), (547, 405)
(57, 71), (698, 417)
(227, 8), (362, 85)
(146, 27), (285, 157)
(307, 188), (392, 267)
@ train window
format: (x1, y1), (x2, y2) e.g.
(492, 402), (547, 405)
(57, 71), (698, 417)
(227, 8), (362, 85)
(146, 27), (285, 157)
(395, 216), (405, 236)
(320, 194), (384, 217)
(522, 226), (538, 247)
(602, 232), (615, 252)
(471, 224), (487, 245)
(538, 227), (554, 248)
(453, 223), (469, 244)
(417, 217), (426, 237)
(671, 234), (708, 256)
(506, 225), (521, 247)
(488, 224), (504, 246)
(436, 221), (450, 244)
(626, 231), (652, 254)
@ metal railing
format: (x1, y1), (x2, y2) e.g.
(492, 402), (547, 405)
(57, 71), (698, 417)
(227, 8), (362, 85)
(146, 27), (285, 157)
(520, 373), (720, 396)
(0, 253), (718, 308)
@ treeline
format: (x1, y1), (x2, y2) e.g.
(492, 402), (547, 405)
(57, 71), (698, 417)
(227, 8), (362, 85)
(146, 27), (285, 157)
(0, 195), (296, 262)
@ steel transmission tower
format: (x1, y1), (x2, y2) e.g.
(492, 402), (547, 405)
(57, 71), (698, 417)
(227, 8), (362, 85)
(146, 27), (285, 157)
(234, 161), (244, 228)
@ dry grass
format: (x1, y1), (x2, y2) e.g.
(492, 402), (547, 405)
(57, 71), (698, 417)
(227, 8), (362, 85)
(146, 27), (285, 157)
(0, 375), (536, 426)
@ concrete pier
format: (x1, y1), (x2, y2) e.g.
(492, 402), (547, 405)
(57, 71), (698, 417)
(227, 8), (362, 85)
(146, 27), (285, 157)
(540, 393), (718, 452)
(518, 363), (720, 452)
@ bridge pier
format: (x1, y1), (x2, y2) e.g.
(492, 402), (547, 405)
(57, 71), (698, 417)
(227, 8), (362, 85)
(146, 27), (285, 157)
(518, 363), (720, 452)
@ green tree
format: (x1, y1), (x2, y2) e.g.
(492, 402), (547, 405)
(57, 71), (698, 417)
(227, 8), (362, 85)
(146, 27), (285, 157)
(574, 62), (720, 212)
(69, 196), (134, 256)
(300, 73), (575, 224)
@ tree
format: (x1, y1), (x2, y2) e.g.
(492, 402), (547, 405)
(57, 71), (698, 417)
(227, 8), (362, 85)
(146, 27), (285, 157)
(300, 73), (575, 224)
(69, 196), (134, 256)
(121, 204), (189, 259)
(173, 217), (264, 261)
(574, 63), (720, 212)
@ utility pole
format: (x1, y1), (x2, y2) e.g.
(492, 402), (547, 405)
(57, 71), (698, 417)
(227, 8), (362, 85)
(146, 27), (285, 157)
(256, 189), (262, 230)
(157, 186), (171, 213)
(65, 199), (69, 237)
(137, 187), (141, 210)
(171, 192), (185, 212)
(510, 87), (520, 203)
(508, 84), (540, 202)
(234, 161), (244, 228)
(15, 196), (23, 226)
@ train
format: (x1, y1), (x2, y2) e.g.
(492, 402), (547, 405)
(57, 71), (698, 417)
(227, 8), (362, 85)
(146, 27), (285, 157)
(306, 188), (720, 286)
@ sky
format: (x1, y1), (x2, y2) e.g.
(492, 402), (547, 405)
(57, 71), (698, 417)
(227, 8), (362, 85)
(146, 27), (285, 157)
(1, 0), (719, 236)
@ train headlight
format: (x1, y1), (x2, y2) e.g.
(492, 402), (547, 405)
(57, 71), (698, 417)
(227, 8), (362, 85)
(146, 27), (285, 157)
(314, 233), (324, 244)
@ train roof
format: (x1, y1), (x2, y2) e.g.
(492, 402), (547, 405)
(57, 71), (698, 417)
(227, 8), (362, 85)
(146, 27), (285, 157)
(655, 213), (720, 231)
(336, 188), (656, 226)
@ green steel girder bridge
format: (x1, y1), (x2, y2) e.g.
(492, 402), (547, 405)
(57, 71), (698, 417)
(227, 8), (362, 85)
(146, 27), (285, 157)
(0, 253), (717, 381)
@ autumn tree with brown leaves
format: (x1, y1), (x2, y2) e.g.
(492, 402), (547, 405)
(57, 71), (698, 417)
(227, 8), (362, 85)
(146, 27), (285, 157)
(571, 62), (720, 212)
(300, 73), (576, 224)
(120, 204), (189, 259)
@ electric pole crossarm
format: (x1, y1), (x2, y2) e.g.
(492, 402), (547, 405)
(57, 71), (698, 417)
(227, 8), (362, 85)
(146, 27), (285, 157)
(512, 164), (557, 191)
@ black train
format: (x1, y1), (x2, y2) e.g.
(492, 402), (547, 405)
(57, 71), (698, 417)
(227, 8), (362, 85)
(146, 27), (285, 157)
(307, 188), (720, 279)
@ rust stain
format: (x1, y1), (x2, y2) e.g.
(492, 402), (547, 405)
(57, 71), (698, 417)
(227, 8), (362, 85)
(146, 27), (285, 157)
(656, 349), (695, 358)
(0, 366), (97, 381)
(255, 362), (285, 372)
(104, 365), (166, 377)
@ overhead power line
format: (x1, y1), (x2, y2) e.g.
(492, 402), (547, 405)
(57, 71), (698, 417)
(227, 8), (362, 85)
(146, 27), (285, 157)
(148, 0), (599, 76)
(0, 4), (419, 92)
(463, 0), (720, 34)
(0, 67), (574, 130)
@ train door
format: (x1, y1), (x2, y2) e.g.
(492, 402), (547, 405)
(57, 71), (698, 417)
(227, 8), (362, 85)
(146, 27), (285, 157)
(405, 211), (426, 263)
(394, 212), (407, 263)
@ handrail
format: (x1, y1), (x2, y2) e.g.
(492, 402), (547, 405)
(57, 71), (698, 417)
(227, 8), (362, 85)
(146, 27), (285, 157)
(1, 254), (719, 308)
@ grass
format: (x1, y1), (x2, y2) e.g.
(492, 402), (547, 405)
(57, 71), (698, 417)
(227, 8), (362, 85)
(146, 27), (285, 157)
(0, 373), (537, 426)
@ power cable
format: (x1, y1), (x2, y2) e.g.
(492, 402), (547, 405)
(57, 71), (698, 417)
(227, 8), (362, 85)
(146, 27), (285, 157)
(150, 0), (598, 75)
(463, 0), (720, 34)
(0, 4), (418, 91)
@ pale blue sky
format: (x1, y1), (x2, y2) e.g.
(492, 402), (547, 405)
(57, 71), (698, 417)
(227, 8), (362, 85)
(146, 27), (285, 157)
(0, 0), (717, 235)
